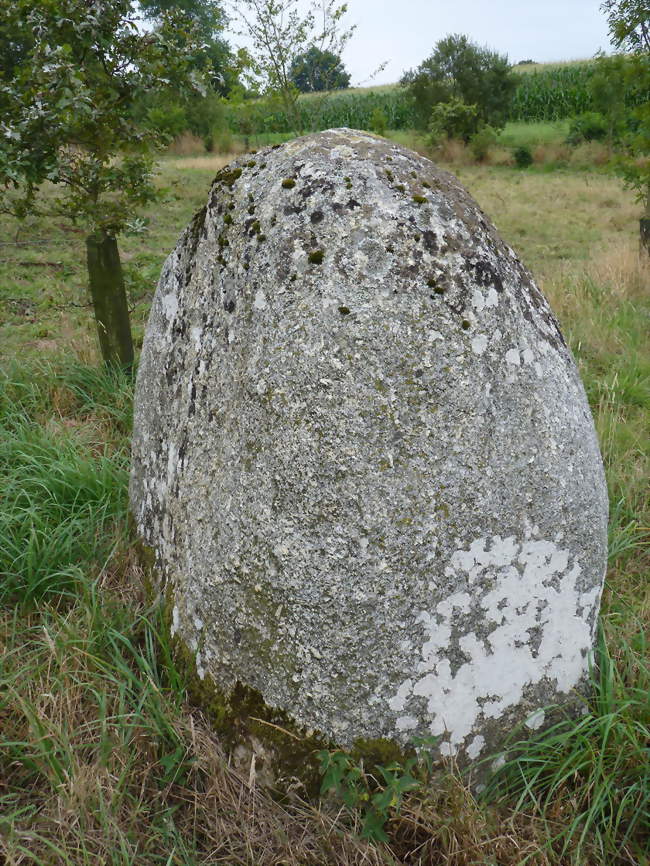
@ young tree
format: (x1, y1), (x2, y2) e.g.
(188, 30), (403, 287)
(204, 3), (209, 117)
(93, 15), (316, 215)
(0, 0), (209, 368)
(233, 0), (354, 134)
(401, 34), (517, 131)
(601, 1), (650, 251)
(290, 46), (351, 92)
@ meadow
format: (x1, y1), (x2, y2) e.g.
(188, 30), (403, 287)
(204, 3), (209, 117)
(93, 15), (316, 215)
(0, 139), (648, 864)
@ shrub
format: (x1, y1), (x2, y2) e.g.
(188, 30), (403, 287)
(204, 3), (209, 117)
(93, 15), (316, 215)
(513, 144), (533, 167)
(146, 103), (188, 140)
(469, 124), (498, 161)
(567, 111), (610, 145)
(370, 107), (388, 135)
(429, 97), (479, 144)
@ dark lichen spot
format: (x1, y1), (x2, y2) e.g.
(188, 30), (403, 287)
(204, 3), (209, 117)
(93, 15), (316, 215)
(223, 213), (233, 225)
(426, 277), (437, 288)
(261, 162), (267, 169)
(228, 201), (236, 211)
(270, 215), (277, 227)
(308, 249), (324, 265)
(386, 156), (393, 162)
(290, 273), (297, 283)
(385, 170), (394, 181)
(281, 178), (296, 189)
(247, 160), (256, 168)
(218, 233), (229, 248)
(422, 181), (431, 189)
(224, 298), (236, 313)
(396, 184), (406, 193)
(310, 210), (324, 224)
(271, 143), (281, 150)
(434, 285), (446, 295)
(248, 204), (256, 215)
(258, 234), (267, 242)
(411, 171), (417, 178)
(412, 194), (427, 204)
(461, 319), (471, 330)
(338, 305), (351, 315)
(347, 199), (361, 210)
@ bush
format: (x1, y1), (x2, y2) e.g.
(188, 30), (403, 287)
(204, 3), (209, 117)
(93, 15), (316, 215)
(567, 111), (610, 145)
(146, 103), (188, 140)
(469, 124), (498, 161)
(429, 97), (479, 144)
(513, 145), (533, 167)
(370, 107), (388, 136)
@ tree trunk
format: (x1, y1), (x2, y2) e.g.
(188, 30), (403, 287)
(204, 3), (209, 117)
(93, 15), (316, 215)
(641, 182), (650, 256)
(86, 231), (134, 370)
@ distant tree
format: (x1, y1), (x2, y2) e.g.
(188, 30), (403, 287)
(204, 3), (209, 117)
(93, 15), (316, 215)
(401, 34), (517, 131)
(0, 0), (207, 368)
(290, 46), (351, 92)
(600, 1), (650, 251)
(234, 0), (354, 133)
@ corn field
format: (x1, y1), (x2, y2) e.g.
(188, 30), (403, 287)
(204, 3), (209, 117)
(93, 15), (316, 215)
(510, 64), (596, 121)
(224, 88), (417, 135)
(224, 60), (644, 134)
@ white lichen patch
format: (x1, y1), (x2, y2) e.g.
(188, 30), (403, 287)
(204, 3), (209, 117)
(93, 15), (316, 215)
(389, 534), (601, 755)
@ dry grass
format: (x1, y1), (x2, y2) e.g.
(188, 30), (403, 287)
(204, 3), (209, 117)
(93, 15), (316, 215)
(166, 155), (235, 172)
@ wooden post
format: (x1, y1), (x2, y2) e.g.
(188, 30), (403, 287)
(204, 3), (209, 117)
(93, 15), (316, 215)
(86, 231), (134, 370)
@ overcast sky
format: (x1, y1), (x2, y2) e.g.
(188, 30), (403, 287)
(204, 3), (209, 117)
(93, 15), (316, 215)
(228, 0), (615, 86)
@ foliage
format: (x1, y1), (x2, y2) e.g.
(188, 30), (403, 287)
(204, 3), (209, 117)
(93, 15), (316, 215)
(370, 107), (388, 136)
(600, 3), (650, 227)
(469, 125), (498, 161)
(428, 97), (479, 143)
(513, 145), (534, 167)
(601, 0), (650, 53)
(290, 45), (350, 92)
(401, 34), (517, 130)
(234, 0), (354, 133)
(0, 0), (214, 367)
(0, 0), (204, 233)
(317, 748), (425, 842)
(139, 0), (236, 94)
(567, 112), (610, 145)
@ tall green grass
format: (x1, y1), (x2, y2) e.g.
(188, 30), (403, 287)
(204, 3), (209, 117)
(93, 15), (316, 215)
(483, 629), (649, 865)
(0, 363), (132, 604)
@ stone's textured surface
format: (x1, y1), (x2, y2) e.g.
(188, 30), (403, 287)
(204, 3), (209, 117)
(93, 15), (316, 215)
(130, 128), (608, 763)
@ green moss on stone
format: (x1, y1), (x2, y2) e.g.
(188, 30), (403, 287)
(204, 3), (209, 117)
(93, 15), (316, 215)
(281, 178), (296, 189)
(412, 194), (427, 205)
(214, 166), (242, 188)
(308, 249), (324, 264)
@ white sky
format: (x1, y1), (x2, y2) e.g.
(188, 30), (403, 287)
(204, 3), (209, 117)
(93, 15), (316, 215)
(227, 0), (615, 86)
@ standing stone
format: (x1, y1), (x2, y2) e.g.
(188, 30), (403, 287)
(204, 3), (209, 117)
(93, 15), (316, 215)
(130, 129), (608, 770)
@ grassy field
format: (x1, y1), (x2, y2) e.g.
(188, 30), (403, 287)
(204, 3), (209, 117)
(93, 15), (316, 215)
(1, 145), (648, 864)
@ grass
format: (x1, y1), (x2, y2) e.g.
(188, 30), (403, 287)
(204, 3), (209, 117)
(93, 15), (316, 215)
(0, 142), (648, 864)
